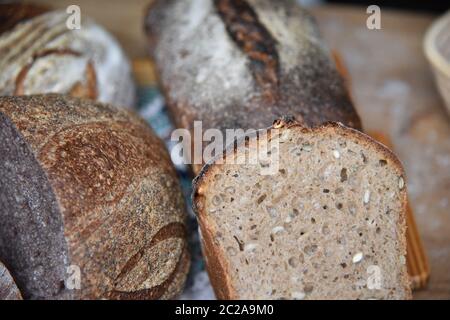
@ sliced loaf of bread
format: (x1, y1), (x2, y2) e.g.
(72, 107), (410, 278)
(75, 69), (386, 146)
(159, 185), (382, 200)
(193, 119), (411, 299)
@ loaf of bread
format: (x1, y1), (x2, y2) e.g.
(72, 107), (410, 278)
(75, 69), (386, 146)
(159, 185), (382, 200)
(146, 0), (361, 173)
(147, 0), (410, 299)
(193, 118), (411, 299)
(0, 95), (189, 299)
(0, 261), (22, 300)
(0, 3), (135, 108)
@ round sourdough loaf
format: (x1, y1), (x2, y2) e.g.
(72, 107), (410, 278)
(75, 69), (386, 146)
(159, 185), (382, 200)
(0, 3), (135, 108)
(0, 261), (22, 300)
(0, 95), (189, 300)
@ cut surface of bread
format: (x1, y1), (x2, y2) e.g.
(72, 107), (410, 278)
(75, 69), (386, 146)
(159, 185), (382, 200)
(193, 120), (411, 300)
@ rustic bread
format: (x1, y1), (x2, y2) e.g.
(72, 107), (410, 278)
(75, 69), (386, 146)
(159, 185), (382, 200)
(0, 94), (189, 299)
(0, 3), (135, 108)
(193, 118), (411, 299)
(147, 0), (410, 299)
(145, 0), (361, 173)
(0, 261), (22, 300)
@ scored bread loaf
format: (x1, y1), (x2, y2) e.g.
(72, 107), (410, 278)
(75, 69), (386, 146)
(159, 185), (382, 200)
(0, 95), (189, 299)
(193, 118), (411, 299)
(0, 261), (22, 300)
(0, 3), (135, 108)
(145, 0), (361, 173)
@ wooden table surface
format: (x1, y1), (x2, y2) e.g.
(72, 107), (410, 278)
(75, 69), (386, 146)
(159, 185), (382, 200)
(39, 0), (450, 299)
(312, 6), (450, 299)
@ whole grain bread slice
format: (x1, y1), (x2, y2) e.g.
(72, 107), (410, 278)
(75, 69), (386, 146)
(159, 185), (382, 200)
(193, 118), (411, 299)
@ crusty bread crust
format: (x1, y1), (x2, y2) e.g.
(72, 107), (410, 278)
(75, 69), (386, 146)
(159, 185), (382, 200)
(146, 0), (361, 173)
(0, 262), (22, 300)
(193, 118), (411, 299)
(0, 4), (135, 108)
(0, 95), (189, 299)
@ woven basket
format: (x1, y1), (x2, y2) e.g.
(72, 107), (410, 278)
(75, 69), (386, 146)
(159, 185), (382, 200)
(424, 11), (450, 116)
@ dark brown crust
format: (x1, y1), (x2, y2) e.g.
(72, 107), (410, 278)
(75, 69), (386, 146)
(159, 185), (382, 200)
(108, 248), (190, 300)
(108, 223), (188, 300)
(146, 0), (362, 174)
(214, 0), (279, 101)
(0, 262), (23, 300)
(192, 118), (411, 299)
(0, 3), (49, 35)
(0, 94), (189, 299)
(37, 120), (161, 223)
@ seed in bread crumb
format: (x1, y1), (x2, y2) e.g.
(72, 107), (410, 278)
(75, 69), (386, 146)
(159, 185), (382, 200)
(291, 291), (305, 300)
(399, 255), (406, 265)
(266, 206), (277, 218)
(302, 144), (312, 151)
(363, 190), (371, 204)
(333, 150), (340, 159)
(256, 194), (266, 204)
(398, 177), (405, 190)
(352, 252), (364, 264)
(272, 226), (285, 234)
(340, 168), (348, 182)
(244, 243), (258, 252)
